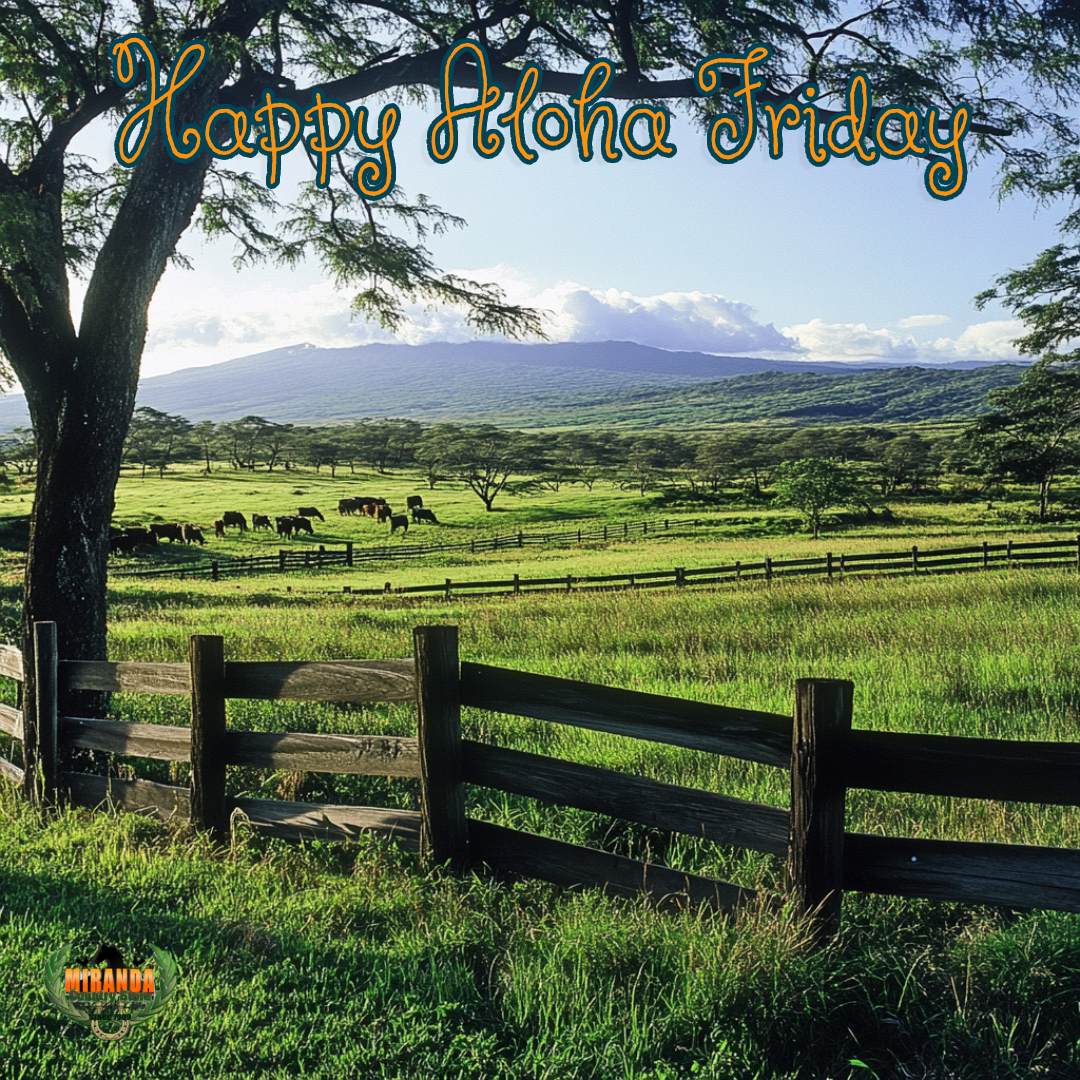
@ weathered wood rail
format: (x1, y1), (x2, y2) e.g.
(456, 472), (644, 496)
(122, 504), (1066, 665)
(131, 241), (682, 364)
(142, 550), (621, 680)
(0, 624), (1077, 940)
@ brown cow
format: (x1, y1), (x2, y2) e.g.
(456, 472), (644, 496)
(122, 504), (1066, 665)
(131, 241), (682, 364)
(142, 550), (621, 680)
(390, 514), (409, 535)
(406, 495), (423, 510)
(221, 511), (248, 532)
(361, 503), (379, 517)
(376, 505), (393, 523)
(149, 522), (184, 543)
(214, 519), (226, 539)
(297, 505), (324, 521)
(252, 514), (272, 530)
(182, 524), (206, 545)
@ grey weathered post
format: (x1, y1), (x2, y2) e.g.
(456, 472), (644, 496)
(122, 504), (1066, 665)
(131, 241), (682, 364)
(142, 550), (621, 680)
(414, 625), (466, 871)
(30, 621), (58, 810)
(788, 678), (853, 944)
(189, 635), (228, 844)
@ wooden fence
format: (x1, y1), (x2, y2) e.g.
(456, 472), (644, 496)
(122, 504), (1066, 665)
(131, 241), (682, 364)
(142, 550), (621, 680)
(1, 623), (1078, 941)
(111, 516), (703, 581)
(346, 535), (1080, 598)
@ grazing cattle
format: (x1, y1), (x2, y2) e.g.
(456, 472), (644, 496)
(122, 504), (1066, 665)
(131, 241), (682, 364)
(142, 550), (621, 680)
(252, 514), (272, 530)
(361, 503), (379, 517)
(149, 522), (184, 543)
(292, 515), (314, 535)
(114, 527), (157, 546)
(297, 505), (324, 521)
(390, 514), (409, 535)
(376, 504), (393, 523)
(182, 524), (206, 545)
(214, 519), (226, 539)
(411, 508), (439, 524)
(221, 511), (248, 532)
(276, 516), (295, 538)
(356, 496), (386, 506)
(406, 495), (423, 510)
(338, 498), (361, 516)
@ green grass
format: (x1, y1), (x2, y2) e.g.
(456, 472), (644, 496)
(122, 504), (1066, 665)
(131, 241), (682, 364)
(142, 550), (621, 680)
(2, 563), (1080, 1078)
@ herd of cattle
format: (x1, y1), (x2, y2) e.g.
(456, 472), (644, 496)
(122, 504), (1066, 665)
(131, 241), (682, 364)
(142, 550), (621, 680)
(109, 494), (438, 555)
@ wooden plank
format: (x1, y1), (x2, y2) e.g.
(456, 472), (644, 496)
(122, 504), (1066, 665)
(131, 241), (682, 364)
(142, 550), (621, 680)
(0, 644), (23, 681)
(788, 679), (853, 944)
(224, 659), (415, 702)
(229, 797), (421, 849)
(1007, 539), (1073, 551)
(844, 833), (1080, 912)
(61, 661), (191, 695)
(0, 755), (23, 785)
(844, 730), (1080, 805)
(60, 717), (190, 761)
(190, 636), (227, 842)
(461, 741), (789, 856)
(415, 626), (466, 870)
(33, 622), (59, 809)
(468, 818), (758, 913)
(225, 730), (420, 777)
(459, 662), (792, 768)
(0, 703), (22, 739)
(63, 772), (191, 820)
(834, 550), (907, 563)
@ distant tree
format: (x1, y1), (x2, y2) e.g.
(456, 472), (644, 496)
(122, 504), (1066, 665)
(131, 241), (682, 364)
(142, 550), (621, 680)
(124, 408), (192, 479)
(3, 428), (38, 477)
(444, 425), (533, 511)
(622, 435), (687, 497)
(964, 358), (1080, 520)
(190, 421), (218, 474)
(414, 425), (456, 490)
(772, 458), (861, 539)
(301, 430), (347, 477)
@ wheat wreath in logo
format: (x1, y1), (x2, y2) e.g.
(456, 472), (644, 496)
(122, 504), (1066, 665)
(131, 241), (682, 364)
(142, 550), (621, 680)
(43, 943), (179, 1041)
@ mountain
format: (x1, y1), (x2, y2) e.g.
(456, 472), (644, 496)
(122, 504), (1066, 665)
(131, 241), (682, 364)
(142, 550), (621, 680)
(0, 340), (1026, 431)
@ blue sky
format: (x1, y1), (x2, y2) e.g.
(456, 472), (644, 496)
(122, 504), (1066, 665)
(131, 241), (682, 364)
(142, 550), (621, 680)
(97, 95), (1066, 378)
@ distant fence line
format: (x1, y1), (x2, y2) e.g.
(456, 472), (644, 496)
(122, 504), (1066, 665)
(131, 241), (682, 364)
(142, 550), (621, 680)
(341, 535), (1080, 598)
(2, 624), (1078, 945)
(111, 516), (704, 581)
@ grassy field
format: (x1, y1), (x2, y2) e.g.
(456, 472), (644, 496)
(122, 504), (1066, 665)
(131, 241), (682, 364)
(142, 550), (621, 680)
(1, 468), (1078, 1078)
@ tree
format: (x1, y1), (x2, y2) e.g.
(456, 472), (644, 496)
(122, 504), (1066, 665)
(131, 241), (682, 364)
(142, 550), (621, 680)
(772, 458), (861, 539)
(190, 421), (218, 474)
(964, 359), (1080, 520)
(443, 425), (533, 511)
(123, 406), (192, 478)
(0, 0), (1073, 738)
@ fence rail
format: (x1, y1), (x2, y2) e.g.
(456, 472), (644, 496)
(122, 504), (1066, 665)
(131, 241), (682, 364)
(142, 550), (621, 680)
(349, 534), (1080, 599)
(0, 623), (1078, 941)
(110, 516), (704, 581)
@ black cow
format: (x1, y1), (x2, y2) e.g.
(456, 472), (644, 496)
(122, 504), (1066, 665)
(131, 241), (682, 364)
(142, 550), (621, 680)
(276, 516), (295, 538)
(411, 508), (439, 524)
(221, 511), (248, 532)
(252, 514), (272, 530)
(390, 514), (409, 535)
(406, 495), (423, 511)
(292, 515), (314, 535)
(297, 505), (324, 521)
(182, 524), (206, 545)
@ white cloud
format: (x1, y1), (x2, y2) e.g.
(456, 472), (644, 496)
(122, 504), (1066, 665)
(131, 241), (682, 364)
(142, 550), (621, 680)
(897, 313), (951, 329)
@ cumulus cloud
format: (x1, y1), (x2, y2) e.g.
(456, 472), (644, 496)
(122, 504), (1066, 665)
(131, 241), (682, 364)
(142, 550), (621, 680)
(781, 317), (1023, 363)
(897, 313), (951, 328)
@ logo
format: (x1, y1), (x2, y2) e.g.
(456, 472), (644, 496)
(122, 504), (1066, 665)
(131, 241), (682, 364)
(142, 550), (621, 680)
(43, 942), (179, 1041)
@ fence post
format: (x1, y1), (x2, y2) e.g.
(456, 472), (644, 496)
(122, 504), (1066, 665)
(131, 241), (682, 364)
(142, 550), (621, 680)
(624, 523), (629, 538)
(518, 531), (523, 548)
(513, 573), (520, 595)
(1007, 539), (1013, 568)
(911, 545), (919, 575)
(279, 550), (286, 573)
(826, 552), (833, 580)
(445, 578), (451, 599)
(566, 574), (573, 593)
(189, 635), (228, 845)
(983, 540), (989, 569)
(1075, 534), (1079, 572)
(644, 521), (648, 535)
(414, 626), (466, 871)
(675, 567), (685, 588)
(603, 525), (608, 541)
(736, 560), (741, 579)
(317, 545), (324, 568)
(27, 621), (58, 810)
(788, 677), (853, 944)
(765, 557), (773, 583)
(346, 542), (353, 568)
(211, 561), (219, 582)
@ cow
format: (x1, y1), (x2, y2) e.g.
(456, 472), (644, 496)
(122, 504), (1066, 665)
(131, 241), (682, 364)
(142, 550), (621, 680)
(115, 527), (157, 546)
(252, 514), (272, 530)
(149, 522), (184, 543)
(376, 504), (393, 523)
(361, 503), (379, 517)
(297, 505), (324, 521)
(182, 524), (206, 545)
(338, 498), (361, 516)
(214, 519), (226, 539)
(411, 508), (439, 524)
(390, 514), (409, 535)
(108, 534), (139, 555)
(406, 495), (423, 510)
(291, 515), (314, 535)
(357, 496), (386, 506)
(276, 516), (295, 538)
(221, 511), (248, 532)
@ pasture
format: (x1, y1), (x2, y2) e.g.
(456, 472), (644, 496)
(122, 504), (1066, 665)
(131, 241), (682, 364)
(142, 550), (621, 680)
(0, 464), (1078, 1077)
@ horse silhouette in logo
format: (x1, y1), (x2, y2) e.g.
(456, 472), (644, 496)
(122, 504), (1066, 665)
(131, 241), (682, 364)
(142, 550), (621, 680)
(90, 943), (125, 971)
